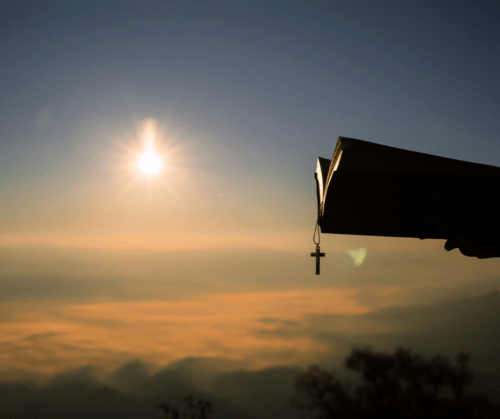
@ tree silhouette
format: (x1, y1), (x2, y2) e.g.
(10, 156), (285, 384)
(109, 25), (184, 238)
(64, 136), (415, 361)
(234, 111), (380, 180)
(157, 395), (213, 419)
(289, 347), (500, 419)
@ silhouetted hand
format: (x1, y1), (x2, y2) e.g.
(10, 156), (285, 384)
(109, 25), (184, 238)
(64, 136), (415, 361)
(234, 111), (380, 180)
(443, 234), (500, 258)
(422, 192), (500, 259)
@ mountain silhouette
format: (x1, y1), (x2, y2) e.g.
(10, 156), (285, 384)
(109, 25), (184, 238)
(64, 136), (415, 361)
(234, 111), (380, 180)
(208, 366), (315, 419)
(107, 359), (154, 394)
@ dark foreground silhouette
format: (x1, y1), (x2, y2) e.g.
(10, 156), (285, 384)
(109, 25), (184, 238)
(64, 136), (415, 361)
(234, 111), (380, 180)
(156, 347), (500, 419)
(158, 395), (213, 419)
(288, 346), (500, 419)
(422, 192), (500, 259)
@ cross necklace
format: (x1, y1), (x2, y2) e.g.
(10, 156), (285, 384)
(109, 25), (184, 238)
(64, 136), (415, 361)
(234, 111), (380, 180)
(311, 219), (325, 275)
(311, 244), (325, 275)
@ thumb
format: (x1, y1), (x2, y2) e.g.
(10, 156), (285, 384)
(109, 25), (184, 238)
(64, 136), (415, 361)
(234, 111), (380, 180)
(444, 237), (461, 251)
(444, 236), (500, 258)
(444, 236), (475, 254)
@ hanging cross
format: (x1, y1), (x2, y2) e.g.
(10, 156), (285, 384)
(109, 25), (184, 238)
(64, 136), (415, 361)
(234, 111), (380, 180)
(311, 245), (325, 275)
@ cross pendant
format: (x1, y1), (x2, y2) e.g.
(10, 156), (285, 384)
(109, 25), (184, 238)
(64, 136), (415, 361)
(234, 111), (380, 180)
(311, 245), (325, 275)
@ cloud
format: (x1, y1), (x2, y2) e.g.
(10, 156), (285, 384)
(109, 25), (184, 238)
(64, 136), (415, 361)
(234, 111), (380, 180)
(2, 281), (499, 387)
(1, 240), (500, 409)
(24, 331), (61, 341)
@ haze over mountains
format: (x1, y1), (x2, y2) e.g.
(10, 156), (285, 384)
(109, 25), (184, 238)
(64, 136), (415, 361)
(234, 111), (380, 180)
(2, 289), (499, 419)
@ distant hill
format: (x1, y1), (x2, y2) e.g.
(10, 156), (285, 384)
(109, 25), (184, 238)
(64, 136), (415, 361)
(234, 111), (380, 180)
(0, 375), (252, 419)
(1, 290), (499, 418)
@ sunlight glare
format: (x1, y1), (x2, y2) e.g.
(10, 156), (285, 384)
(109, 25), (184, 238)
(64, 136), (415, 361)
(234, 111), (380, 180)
(139, 151), (161, 175)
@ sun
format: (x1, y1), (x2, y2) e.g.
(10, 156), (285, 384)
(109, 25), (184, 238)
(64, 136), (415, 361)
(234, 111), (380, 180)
(138, 150), (161, 175)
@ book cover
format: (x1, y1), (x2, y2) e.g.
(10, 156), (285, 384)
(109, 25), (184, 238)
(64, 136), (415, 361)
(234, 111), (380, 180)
(315, 137), (500, 243)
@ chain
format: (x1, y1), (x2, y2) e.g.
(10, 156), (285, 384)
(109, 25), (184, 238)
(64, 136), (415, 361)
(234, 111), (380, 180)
(313, 172), (322, 247)
(313, 200), (322, 246)
(313, 220), (320, 246)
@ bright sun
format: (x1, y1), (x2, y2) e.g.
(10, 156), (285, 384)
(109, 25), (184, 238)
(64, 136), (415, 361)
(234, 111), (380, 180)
(138, 151), (161, 175)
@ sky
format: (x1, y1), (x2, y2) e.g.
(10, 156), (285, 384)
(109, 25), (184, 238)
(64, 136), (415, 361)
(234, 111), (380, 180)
(1, 0), (500, 417)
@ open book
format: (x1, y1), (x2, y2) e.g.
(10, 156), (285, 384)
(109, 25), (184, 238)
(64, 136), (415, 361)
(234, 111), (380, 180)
(315, 137), (500, 241)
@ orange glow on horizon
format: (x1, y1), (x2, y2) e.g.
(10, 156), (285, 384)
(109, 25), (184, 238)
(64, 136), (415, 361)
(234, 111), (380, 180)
(0, 231), (310, 251)
(0, 287), (372, 381)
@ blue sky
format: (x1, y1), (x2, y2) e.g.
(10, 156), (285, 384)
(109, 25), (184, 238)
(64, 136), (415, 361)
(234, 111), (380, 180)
(1, 1), (500, 417)
(2, 1), (499, 237)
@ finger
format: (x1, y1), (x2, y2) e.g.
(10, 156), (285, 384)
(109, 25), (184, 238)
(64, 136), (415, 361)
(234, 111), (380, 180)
(473, 243), (500, 259)
(445, 237), (500, 258)
(444, 238), (459, 251)
(457, 242), (478, 257)
(445, 238), (476, 257)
